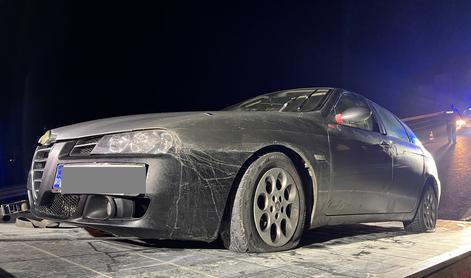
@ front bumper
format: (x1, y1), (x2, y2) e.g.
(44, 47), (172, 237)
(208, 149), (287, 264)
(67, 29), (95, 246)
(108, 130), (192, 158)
(28, 140), (242, 242)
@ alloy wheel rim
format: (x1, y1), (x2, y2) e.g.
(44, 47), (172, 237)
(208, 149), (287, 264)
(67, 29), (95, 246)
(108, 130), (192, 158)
(253, 167), (300, 247)
(422, 189), (437, 230)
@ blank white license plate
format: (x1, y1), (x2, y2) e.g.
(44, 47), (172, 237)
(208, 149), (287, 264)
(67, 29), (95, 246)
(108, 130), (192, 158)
(52, 164), (146, 194)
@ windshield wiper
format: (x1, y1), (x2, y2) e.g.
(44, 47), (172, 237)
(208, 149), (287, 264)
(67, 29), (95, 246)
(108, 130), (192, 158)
(296, 92), (316, 111)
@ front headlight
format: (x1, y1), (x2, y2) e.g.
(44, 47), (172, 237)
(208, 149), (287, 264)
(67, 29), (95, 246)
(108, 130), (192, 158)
(91, 130), (177, 154)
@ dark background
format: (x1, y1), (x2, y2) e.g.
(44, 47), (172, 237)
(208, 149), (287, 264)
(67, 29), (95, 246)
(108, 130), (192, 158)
(1, 0), (471, 187)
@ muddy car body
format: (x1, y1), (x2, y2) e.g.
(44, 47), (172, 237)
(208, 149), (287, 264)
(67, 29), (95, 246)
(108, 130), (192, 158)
(28, 88), (440, 252)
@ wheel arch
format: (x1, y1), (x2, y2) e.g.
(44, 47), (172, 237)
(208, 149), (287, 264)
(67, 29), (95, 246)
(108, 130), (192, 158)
(424, 175), (440, 202)
(219, 144), (318, 236)
(404, 174), (440, 231)
(411, 174), (440, 220)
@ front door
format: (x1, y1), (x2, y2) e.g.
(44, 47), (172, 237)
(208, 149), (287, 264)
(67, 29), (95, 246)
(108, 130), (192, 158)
(326, 93), (393, 215)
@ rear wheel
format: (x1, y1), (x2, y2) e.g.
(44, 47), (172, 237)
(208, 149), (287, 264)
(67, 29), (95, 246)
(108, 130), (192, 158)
(221, 152), (306, 252)
(403, 185), (438, 232)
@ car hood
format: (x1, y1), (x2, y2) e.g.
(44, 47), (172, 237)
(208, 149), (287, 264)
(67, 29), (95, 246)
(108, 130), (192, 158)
(51, 111), (323, 141)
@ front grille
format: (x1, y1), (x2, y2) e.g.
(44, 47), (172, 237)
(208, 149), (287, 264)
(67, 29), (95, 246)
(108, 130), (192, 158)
(70, 137), (100, 156)
(31, 145), (53, 200)
(36, 193), (81, 219)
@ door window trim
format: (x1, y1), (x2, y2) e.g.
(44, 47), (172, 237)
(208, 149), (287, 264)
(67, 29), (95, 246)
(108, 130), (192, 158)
(366, 99), (387, 135)
(370, 101), (412, 144)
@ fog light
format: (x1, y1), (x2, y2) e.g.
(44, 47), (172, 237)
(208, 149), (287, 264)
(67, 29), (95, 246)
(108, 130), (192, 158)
(83, 195), (116, 219)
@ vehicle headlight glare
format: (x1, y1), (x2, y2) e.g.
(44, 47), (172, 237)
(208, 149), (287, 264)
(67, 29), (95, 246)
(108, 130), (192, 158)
(92, 130), (177, 154)
(456, 119), (466, 130)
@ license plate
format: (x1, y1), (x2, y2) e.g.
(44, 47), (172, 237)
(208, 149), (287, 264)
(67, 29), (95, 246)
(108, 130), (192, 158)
(51, 163), (146, 194)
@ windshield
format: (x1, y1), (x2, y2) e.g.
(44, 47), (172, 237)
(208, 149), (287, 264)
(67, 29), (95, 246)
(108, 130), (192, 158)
(224, 89), (330, 112)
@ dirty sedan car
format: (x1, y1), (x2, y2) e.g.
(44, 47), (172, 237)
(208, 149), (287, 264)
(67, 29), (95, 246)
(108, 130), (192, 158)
(28, 88), (440, 252)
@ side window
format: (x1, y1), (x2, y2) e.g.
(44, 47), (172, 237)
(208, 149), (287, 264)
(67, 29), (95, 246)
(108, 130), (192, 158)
(333, 93), (380, 132)
(373, 103), (410, 142)
(403, 121), (423, 147)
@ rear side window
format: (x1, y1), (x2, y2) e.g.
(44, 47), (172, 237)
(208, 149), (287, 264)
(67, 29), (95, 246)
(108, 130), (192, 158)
(373, 103), (410, 142)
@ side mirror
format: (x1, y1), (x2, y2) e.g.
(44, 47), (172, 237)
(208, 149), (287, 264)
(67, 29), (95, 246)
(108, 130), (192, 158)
(334, 107), (371, 125)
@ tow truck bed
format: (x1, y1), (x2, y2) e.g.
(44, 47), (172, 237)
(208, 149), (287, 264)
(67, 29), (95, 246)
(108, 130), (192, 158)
(0, 219), (469, 277)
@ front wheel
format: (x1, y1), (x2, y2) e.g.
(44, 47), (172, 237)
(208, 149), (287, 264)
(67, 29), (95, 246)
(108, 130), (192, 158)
(403, 185), (438, 232)
(221, 152), (306, 252)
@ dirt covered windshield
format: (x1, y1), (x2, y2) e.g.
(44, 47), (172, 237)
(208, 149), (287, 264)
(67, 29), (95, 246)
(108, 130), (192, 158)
(224, 89), (329, 112)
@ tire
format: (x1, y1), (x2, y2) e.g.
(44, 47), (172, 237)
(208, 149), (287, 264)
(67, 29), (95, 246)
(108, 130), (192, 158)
(221, 152), (306, 252)
(403, 185), (438, 232)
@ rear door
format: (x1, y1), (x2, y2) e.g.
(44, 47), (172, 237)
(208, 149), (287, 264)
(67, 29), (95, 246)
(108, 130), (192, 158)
(326, 93), (393, 215)
(371, 102), (425, 213)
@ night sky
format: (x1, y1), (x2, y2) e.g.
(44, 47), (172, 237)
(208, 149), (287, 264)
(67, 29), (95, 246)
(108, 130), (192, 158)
(1, 0), (471, 186)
